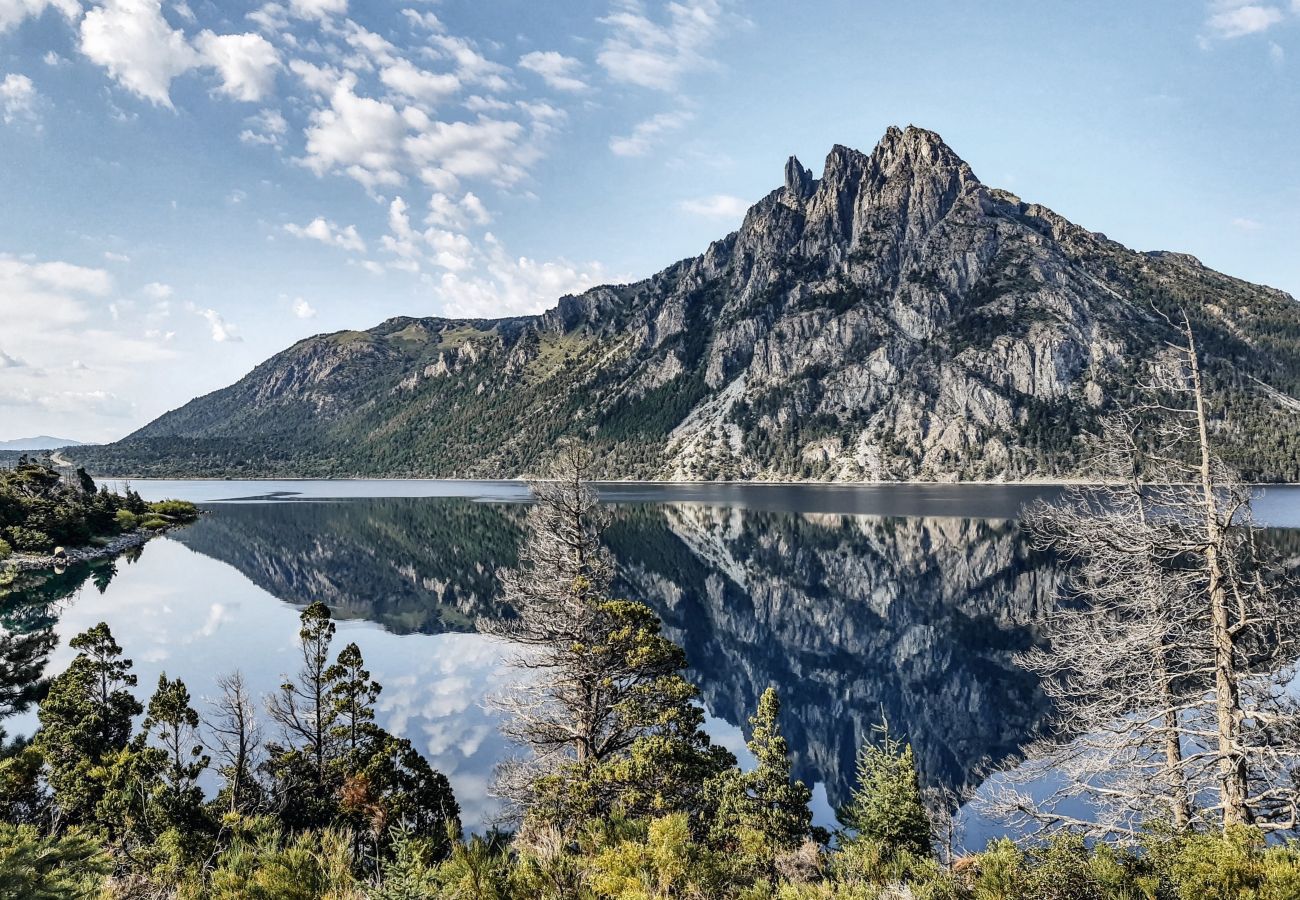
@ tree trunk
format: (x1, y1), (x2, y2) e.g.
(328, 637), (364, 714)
(1185, 316), (1251, 828)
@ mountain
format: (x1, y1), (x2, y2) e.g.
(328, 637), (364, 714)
(0, 436), (84, 451)
(74, 125), (1300, 482)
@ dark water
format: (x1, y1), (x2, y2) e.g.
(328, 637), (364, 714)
(5, 481), (1300, 843)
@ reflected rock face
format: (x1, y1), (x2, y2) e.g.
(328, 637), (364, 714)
(171, 498), (1058, 808)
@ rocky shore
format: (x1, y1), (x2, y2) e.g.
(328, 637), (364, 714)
(8, 530), (157, 572)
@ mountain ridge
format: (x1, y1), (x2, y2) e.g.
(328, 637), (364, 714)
(74, 125), (1300, 482)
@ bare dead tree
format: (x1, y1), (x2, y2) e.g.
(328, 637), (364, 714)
(206, 670), (263, 814)
(480, 442), (691, 812)
(985, 313), (1300, 837)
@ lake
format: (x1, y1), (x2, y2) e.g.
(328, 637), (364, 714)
(5, 480), (1300, 847)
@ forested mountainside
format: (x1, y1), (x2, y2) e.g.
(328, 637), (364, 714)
(75, 126), (1300, 481)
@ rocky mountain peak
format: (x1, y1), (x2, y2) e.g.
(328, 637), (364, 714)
(783, 155), (815, 198)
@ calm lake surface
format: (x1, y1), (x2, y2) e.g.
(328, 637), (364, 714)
(6, 481), (1300, 847)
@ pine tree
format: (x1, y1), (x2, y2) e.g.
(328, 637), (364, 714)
(839, 721), (931, 859)
(141, 674), (209, 828)
(325, 641), (380, 764)
(34, 623), (142, 827)
(740, 688), (813, 851)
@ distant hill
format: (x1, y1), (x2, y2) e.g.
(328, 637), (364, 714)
(73, 125), (1300, 482)
(0, 436), (84, 451)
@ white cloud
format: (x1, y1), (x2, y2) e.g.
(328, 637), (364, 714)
(0, 252), (174, 440)
(103, 251), (131, 263)
(1231, 216), (1264, 231)
(609, 109), (692, 156)
(428, 34), (510, 92)
(195, 30), (280, 102)
(194, 306), (241, 342)
(426, 191), (492, 230)
(380, 58), (460, 105)
(300, 75), (408, 188)
(598, 0), (728, 90)
(0, 0), (80, 34)
(287, 0), (345, 20)
(239, 107), (288, 146)
(435, 234), (608, 317)
(519, 50), (588, 91)
(678, 193), (749, 219)
(78, 0), (200, 107)
(400, 8), (443, 31)
(1205, 2), (1286, 38)
(284, 216), (366, 252)
(1269, 40), (1285, 64)
(405, 112), (528, 186)
(0, 73), (36, 124)
(142, 281), (173, 299)
(291, 296), (317, 318)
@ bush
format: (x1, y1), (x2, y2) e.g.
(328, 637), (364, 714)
(139, 516), (170, 532)
(114, 510), (138, 531)
(148, 500), (199, 523)
(3, 526), (52, 552)
(0, 538), (10, 560)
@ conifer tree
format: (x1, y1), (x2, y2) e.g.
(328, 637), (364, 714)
(34, 623), (141, 826)
(839, 722), (931, 859)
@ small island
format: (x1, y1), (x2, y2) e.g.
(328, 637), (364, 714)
(0, 458), (198, 573)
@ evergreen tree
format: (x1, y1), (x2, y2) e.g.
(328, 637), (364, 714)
(264, 601), (340, 829)
(839, 722), (931, 859)
(740, 688), (813, 849)
(141, 674), (209, 829)
(325, 641), (380, 764)
(34, 623), (141, 827)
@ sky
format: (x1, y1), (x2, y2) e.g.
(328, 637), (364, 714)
(0, 0), (1296, 443)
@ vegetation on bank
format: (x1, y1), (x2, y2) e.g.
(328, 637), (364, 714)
(0, 459), (197, 559)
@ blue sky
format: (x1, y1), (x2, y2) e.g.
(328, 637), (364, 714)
(0, 0), (1296, 442)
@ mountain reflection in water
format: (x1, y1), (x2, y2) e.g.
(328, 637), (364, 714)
(163, 496), (1058, 810)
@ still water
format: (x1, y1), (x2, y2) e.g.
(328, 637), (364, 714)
(5, 481), (1300, 846)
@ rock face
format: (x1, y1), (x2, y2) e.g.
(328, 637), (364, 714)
(76, 125), (1300, 482)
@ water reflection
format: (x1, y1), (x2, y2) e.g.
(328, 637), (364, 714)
(162, 497), (1060, 810)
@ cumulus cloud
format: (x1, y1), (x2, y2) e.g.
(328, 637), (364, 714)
(379, 58), (460, 105)
(195, 30), (280, 101)
(142, 281), (173, 299)
(435, 234), (608, 317)
(609, 109), (692, 156)
(427, 191), (491, 230)
(79, 0), (200, 107)
(678, 193), (749, 219)
(1204, 2), (1286, 38)
(287, 0), (345, 20)
(0, 0), (80, 34)
(291, 296), (317, 318)
(519, 50), (588, 91)
(0, 73), (37, 124)
(194, 306), (241, 342)
(300, 75), (408, 188)
(239, 107), (288, 146)
(284, 216), (366, 252)
(598, 0), (728, 90)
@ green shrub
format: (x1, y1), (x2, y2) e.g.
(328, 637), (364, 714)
(139, 516), (170, 531)
(3, 526), (52, 552)
(114, 509), (138, 531)
(0, 538), (10, 560)
(148, 500), (199, 523)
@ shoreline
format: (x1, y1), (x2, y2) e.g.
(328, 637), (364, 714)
(88, 474), (1300, 488)
(7, 530), (156, 572)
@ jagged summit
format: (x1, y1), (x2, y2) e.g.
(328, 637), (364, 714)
(75, 127), (1300, 483)
(783, 155), (815, 198)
